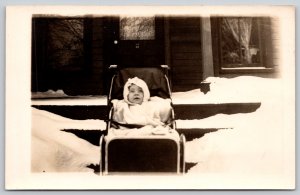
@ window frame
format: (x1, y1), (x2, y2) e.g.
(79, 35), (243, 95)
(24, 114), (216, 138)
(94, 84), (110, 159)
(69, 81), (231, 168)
(211, 16), (277, 75)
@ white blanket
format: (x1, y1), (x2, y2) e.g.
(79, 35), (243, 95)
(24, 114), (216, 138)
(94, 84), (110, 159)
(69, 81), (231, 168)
(109, 125), (172, 136)
(112, 96), (172, 127)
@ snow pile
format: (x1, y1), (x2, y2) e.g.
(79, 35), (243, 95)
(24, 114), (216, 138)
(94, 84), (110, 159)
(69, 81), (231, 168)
(185, 76), (286, 177)
(31, 107), (106, 172)
(186, 106), (283, 175)
(32, 89), (68, 99)
(172, 76), (282, 104)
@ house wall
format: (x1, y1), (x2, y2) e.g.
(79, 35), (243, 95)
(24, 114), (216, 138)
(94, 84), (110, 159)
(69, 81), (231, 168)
(270, 17), (281, 69)
(168, 17), (203, 92)
(32, 16), (280, 96)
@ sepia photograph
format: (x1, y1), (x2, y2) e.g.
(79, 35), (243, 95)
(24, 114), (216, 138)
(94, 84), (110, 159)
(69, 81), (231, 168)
(5, 5), (295, 190)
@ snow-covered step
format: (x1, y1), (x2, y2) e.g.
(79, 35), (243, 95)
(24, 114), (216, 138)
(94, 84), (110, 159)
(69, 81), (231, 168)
(174, 103), (261, 119)
(31, 105), (109, 120)
(32, 102), (261, 120)
(62, 128), (230, 146)
(177, 128), (231, 141)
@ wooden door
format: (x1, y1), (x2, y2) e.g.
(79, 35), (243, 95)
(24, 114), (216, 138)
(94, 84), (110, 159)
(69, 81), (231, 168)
(103, 16), (165, 68)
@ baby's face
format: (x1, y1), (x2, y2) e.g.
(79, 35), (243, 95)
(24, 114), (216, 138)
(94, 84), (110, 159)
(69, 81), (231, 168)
(127, 84), (144, 105)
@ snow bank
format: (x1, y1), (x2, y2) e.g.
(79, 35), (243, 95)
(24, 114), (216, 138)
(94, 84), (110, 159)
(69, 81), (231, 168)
(186, 105), (283, 175)
(172, 76), (282, 104)
(185, 76), (286, 177)
(32, 89), (68, 99)
(31, 107), (105, 172)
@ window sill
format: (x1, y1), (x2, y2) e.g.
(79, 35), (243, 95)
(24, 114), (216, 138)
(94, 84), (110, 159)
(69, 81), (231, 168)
(220, 67), (277, 74)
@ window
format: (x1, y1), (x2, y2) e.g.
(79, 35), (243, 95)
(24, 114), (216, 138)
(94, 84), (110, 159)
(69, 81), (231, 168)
(221, 18), (261, 68)
(31, 17), (94, 94)
(119, 16), (155, 40)
(47, 19), (85, 71)
(211, 17), (275, 74)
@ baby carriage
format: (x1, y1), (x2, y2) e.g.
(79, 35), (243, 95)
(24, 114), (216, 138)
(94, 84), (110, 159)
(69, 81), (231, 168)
(99, 65), (186, 175)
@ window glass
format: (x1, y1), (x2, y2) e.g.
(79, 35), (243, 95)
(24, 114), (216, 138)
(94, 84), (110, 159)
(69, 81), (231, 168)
(119, 16), (155, 40)
(48, 19), (84, 71)
(221, 17), (261, 68)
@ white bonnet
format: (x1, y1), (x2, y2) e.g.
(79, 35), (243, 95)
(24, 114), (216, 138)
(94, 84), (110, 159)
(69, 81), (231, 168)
(123, 77), (150, 104)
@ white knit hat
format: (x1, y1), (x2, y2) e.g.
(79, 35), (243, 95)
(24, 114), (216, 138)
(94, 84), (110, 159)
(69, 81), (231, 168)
(123, 77), (150, 104)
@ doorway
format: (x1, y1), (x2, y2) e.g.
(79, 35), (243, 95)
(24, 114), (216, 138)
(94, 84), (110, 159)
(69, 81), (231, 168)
(103, 16), (165, 68)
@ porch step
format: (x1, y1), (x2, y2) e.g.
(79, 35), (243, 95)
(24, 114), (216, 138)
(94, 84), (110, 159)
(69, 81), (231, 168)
(63, 127), (230, 146)
(176, 128), (231, 141)
(32, 102), (261, 120)
(32, 105), (109, 120)
(174, 103), (261, 119)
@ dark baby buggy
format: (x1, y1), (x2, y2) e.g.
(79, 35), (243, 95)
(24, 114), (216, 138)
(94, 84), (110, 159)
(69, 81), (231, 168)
(99, 65), (186, 175)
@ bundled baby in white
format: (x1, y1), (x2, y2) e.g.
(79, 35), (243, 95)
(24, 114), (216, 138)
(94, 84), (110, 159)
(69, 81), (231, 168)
(111, 77), (172, 136)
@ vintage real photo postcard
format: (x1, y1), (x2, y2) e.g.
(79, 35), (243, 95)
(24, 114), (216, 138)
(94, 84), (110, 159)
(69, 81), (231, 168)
(5, 5), (295, 190)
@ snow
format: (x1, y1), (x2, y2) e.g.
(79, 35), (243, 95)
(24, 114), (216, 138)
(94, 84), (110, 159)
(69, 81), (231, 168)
(31, 107), (106, 172)
(32, 89), (68, 99)
(172, 76), (282, 104)
(182, 76), (286, 176)
(185, 102), (284, 175)
(31, 91), (107, 105)
(30, 76), (293, 187)
(31, 76), (279, 105)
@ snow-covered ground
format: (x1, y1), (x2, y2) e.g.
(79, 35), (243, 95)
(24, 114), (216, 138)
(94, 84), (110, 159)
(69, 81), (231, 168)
(31, 108), (105, 172)
(30, 76), (294, 188)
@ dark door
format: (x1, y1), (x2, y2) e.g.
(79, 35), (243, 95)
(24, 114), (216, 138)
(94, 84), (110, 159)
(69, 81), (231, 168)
(103, 16), (165, 68)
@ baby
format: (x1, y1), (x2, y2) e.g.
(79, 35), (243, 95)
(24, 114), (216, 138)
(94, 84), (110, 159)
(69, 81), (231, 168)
(112, 77), (171, 127)
(124, 78), (148, 106)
